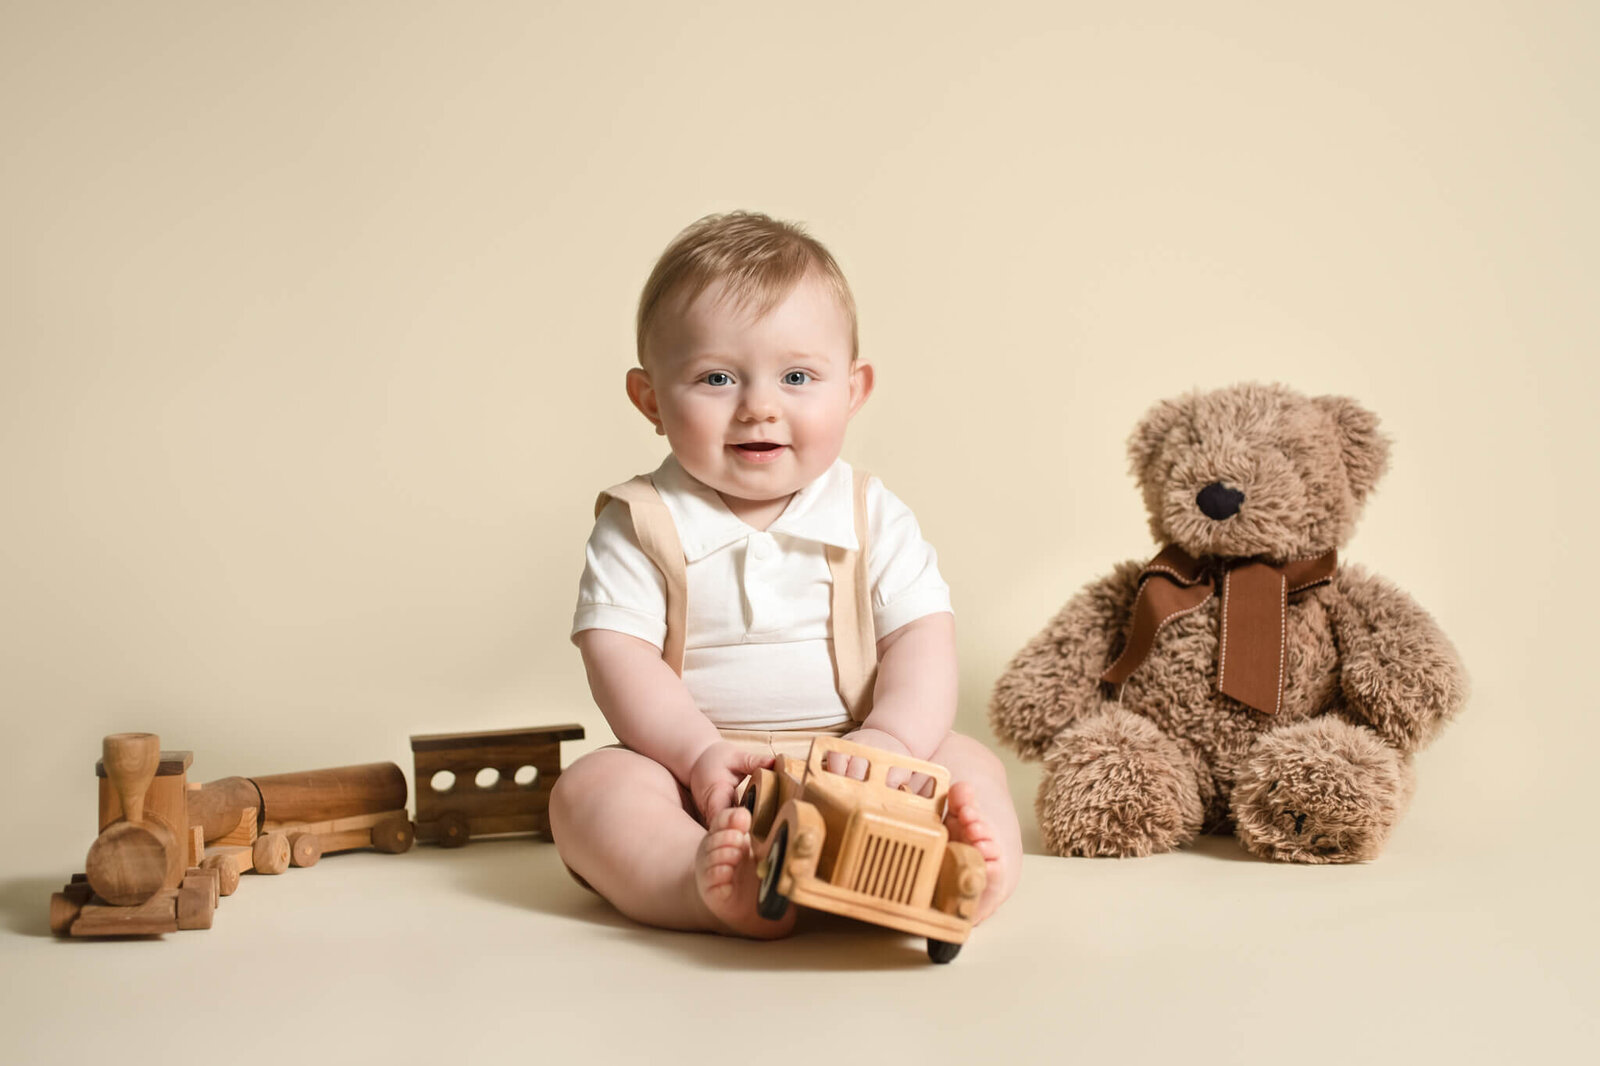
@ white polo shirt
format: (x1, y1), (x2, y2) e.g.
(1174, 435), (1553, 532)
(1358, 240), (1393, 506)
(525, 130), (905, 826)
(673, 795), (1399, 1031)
(572, 456), (952, 731)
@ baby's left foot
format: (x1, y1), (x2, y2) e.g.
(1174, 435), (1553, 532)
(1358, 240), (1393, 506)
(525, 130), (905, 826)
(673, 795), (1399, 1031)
(945, 782), (1008, 924)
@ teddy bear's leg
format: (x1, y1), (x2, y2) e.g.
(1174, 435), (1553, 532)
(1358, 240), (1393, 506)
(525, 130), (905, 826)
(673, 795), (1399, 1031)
(1231, 717), (1415, 863)
(1035, 708), (1206, 857)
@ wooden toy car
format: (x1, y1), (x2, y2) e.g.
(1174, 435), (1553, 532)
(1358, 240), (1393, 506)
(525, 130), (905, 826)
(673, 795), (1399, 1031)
(741, 735), (986, 963)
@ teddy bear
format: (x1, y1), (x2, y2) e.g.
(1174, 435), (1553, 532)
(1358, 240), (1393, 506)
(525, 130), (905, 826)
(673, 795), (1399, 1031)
(989, 383), (1467, 863)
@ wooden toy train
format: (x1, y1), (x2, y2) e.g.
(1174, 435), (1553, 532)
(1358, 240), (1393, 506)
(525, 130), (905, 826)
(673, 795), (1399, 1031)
(50, 724), (584, 938)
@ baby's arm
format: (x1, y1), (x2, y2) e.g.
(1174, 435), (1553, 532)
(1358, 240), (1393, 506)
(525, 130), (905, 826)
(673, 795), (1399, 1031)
(576, 628), (772, 818)
(846, 611), (958, 762)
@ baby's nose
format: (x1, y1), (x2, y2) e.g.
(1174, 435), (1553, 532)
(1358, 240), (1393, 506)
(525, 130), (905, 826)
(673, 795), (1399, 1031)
(738, 386), (780, 420)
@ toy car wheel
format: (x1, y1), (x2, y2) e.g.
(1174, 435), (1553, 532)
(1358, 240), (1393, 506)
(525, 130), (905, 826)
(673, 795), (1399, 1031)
(741, 767), (778, 837)
(756, 822), (790, 921)
(927, 939), (961, 964)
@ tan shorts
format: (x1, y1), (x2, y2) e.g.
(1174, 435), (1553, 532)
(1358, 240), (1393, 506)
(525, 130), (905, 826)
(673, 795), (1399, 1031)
(714, 721), (854, 763)
(642, 721), (854, 818)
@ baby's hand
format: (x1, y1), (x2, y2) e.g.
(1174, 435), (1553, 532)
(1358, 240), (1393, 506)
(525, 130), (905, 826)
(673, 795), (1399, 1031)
(688, 741), (774, 821)
(829, 728), (936, 797)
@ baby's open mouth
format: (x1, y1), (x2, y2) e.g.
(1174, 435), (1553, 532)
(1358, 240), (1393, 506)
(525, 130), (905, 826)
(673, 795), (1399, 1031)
(731, 441), (787, 462)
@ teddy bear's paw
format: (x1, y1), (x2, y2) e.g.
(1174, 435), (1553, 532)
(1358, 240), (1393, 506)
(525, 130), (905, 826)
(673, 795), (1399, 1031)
(1231, 717), (1415, 864)
(1035, 710), (1205, 858)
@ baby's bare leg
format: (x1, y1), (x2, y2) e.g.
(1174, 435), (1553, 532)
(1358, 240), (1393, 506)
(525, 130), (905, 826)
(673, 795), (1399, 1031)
(930, 732), (1022, 924)
(549, 747), (794, 938)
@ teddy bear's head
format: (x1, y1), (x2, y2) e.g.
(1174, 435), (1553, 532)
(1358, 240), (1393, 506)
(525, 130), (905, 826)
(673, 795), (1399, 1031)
(1127, 383), (1389, 561)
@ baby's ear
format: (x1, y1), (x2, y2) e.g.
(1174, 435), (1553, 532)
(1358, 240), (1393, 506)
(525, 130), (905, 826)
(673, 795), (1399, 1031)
(1311, 394), (1391, 503)
(1127, 396), (1187, 482)
(625, 367), (665, 435)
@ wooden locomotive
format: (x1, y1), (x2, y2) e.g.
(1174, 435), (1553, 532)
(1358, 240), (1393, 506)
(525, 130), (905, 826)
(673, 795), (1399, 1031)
(409, 725), (584, 846)
(52, 732), (415, 937)
(51, 733), (220, 936)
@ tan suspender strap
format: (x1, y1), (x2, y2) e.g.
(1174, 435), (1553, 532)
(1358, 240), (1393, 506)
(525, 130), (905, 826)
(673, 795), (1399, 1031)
(827, 469), (878, 721)
(595, 477), (688, 676)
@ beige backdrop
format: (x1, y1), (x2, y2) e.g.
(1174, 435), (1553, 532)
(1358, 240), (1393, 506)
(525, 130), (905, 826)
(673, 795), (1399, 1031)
(3, 2), (1595, 1062)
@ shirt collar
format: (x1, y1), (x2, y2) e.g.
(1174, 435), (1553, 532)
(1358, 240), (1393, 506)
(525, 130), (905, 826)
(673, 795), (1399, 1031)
(651, 456), (859, 562)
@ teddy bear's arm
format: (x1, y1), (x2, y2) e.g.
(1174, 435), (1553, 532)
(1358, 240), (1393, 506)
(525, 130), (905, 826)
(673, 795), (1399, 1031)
(988, 561), (1144, 762)
(1326, 565), (1468, 754)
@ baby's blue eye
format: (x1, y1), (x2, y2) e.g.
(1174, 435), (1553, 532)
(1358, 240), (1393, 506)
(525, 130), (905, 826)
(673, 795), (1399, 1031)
(783, 370), (811, 386)
(704, 371), (733, 386)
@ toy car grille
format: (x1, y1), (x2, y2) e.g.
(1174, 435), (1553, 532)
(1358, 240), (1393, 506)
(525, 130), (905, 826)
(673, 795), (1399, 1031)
(850, 833), (926, 905)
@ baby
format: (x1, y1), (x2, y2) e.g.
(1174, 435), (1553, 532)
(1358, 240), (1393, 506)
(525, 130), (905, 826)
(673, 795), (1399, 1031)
(551, 211), (1020, 938)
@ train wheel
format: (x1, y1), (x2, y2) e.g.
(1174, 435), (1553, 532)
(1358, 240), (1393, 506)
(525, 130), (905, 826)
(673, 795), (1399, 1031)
(927, 939), (961, 964)
(253, 831), (290, 875)
(436, 811), (471, 848)
(288, 831), (322, 868)
(371, 813), (415, 854)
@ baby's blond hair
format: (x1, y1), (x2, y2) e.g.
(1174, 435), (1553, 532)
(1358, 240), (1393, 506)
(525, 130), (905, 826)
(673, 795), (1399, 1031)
(636, 211), (859, 363)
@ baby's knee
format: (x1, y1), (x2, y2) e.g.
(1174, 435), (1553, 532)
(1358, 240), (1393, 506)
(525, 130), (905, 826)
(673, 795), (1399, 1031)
(550, 747), (627, 826)
(935, 731), (1008, 784)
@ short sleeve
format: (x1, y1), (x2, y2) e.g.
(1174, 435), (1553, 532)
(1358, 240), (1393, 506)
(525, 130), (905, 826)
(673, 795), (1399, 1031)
(864, 479), (953, 637)
(571, 498), (669, 647)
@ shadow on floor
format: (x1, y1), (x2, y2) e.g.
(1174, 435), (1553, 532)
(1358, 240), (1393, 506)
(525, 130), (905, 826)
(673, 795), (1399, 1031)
(444, 837), (959, 971)
(0, 877), (65, 938)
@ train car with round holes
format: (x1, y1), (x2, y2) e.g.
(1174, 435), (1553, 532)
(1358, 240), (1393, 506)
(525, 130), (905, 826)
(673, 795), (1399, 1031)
(409, 725), (585, 846)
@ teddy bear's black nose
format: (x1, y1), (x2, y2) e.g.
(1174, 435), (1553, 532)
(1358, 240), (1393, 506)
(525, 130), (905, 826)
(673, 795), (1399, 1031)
(1196, 482), (1245, 520)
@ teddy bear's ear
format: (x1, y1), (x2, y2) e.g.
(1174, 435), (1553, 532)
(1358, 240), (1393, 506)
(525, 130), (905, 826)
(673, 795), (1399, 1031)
(1127, 397), (1187, 481)
(1312, 394), (1391, 503)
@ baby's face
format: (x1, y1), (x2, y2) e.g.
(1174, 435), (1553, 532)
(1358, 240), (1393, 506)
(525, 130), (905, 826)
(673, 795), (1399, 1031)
(630, 274), (871, 509)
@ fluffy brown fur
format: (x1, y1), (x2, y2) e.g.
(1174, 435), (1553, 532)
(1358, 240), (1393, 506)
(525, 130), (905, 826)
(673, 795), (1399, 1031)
(990, 383), (1467, 863)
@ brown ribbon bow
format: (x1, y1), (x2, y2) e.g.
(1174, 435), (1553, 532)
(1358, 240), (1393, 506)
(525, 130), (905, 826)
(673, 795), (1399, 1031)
(1100, 545), (1339, 715)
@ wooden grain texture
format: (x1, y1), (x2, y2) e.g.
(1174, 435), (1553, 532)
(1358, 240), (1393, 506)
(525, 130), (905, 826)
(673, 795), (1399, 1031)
(70, 889), (179, 937)
(314, 828), (374, 852)
(189, 824), (205, 868)
(186, 866), (220, 907)
(408, 728), (581, 839)
(749, 736), (978, 948)
(415, 783), (555, 821)
(369, 812), (414, 854)
(252, 831), (290, 875)
(249, 763), (407, 826)
(177, 876), (215, 930)
(142, 774), (191, 890)
(85, 821), (172, 906)
(408, 724), (585, 752)
(201, 852), (243, 896)
(202, 845), (253, 895)
(95, 750), (192, 779)
(261, 809), (393, 834)
(259, 808), (413, 855)
(187, 776), (262, 842)
(214, 806), (258, 847)
(102, 733), (160, 826)
(50, 891), (85, 935)
(287, 831), (321, 868)
(415, 813), (545, 844)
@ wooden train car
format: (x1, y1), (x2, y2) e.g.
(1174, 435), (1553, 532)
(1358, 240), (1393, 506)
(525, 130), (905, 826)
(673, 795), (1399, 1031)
(409, 725), (585, 846)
